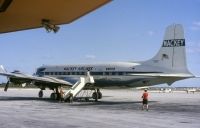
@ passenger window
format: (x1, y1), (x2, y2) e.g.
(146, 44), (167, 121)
(118, 72), (123, 75)
(105, 72), (109, 75)
(112, 72), (116, 75)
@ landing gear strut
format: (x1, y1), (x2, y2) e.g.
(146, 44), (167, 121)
(50, 87), (60, 100)
(50, 92), (57, 100)
(38, 90), (43, 98)
(92, 88), (102, 101)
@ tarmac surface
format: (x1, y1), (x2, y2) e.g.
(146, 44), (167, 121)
(0, 88), (200, 128)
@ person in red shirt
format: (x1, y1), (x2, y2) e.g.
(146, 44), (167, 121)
(142, 89), (149, 111)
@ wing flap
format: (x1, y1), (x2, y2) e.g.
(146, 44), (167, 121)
(32, 76), (73, 86)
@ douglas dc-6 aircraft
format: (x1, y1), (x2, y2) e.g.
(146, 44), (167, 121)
(0, 24), (195, 101)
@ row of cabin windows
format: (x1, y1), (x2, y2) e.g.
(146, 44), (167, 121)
(41, 72), (130, 76)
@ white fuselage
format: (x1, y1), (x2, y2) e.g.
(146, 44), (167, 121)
(35, 62), (181, 88)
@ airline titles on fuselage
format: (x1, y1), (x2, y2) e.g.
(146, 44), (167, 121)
(63, 67), (116, 71)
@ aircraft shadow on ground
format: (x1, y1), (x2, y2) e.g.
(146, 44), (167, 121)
(70, 100), (158, 106)
(0, 96), (157, 104)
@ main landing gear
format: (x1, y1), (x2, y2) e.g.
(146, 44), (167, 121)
(92, 88), (102, 102)
(38, 88), (103, 102)
(50, 87), (60, 100)
(38, 87), (61, 101)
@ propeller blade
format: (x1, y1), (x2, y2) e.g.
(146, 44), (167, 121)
(4, 81), (9, 92)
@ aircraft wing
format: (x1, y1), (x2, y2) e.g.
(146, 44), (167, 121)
(0, 71), (72, 86)
(34, 76), (73, 86)
(0, 66), (73, 91)
(0, 0), (111, 33)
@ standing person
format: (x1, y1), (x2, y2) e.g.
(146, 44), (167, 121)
(142, 89), (149, 111)
(69, 93), (73, 103)
(59, 87), (65, 102)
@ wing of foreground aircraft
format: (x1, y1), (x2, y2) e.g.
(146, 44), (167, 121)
(0, 65), (72, 92)
(0, 0), (111, 33)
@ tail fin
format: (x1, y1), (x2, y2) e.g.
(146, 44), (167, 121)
(144, 24), (191, 73)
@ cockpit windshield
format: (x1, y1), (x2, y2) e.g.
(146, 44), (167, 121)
(36, 68), (46, 76)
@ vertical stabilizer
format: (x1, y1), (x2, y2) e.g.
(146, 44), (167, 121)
(144, 24), (190, 73)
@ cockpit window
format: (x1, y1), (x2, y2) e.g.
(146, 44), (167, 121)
(37, 68), (46, 72)
(36, 68), (46, 76)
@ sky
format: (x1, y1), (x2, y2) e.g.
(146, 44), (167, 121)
(0, 0), (200, 87)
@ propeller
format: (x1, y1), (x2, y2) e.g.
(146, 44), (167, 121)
(4, 80), (10, 92)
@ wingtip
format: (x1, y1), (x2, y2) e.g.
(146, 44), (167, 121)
(0, 65), (7, 73)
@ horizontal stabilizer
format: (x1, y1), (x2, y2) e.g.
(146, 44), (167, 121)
(127, 73), (194, 78)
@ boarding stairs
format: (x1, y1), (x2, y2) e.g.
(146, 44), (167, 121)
(64, 72), (94, 101)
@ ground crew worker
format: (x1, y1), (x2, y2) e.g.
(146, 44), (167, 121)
(141, 89), (149, 111)
(69, 93), (73, 103)
(59, 87), (65, 102)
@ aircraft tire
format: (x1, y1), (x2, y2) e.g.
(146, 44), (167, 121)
(92, 92), (99, 101)
(92, 92), (97, 99)
(38, 90), (43, 98)
(50, 93), (57, 100)
(97, 92), (102, 99)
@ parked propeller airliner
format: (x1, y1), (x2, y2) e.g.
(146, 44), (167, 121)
(0, 24), (195, 101)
